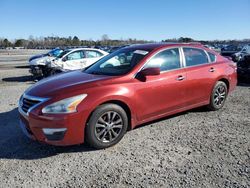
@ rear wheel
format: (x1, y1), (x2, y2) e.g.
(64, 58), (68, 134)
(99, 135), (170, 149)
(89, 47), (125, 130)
(86, 104), (128, 149)
(208, 81), (228, 111)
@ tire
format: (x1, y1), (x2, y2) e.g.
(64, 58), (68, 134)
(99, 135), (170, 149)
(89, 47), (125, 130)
(207, 81), (228, 111)
(85, 104), (128, 149)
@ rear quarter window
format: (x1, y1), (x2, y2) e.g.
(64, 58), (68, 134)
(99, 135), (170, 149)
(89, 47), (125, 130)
(208, 52), (216, 62)
(85, 51), (102, 58)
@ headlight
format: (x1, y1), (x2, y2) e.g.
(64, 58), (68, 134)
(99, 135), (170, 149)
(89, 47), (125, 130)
(37, 59), (46, 64)
(42, 94), (87, 114)
(47, 62), (51, 68)
(50, 60), (61, 68)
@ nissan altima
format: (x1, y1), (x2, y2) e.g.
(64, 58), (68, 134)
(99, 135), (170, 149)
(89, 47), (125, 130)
(18, 43), (237, 149)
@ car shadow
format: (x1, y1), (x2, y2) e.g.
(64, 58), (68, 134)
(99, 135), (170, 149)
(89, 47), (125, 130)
(0, 108), (95, 160)
(15, 65), (30, 69)
(2, 75), (35, 83)
(134, 106), (208, 130)
(0, 106), (210, 160)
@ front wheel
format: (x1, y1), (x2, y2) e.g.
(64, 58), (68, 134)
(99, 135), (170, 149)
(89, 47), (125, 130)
(85, 104), (128, 149)
(208, 81), (228, 111)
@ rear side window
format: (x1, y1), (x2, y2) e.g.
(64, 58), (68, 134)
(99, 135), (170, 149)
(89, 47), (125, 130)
(145, 48), (181, 71)
(85, 51), (102, 58)
(208, 52), (216, 62)
(183, 48), (209, 67)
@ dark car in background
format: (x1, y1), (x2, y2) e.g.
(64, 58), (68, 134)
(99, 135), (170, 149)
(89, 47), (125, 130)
(232, 44), (250, 62)
(237, 54), (250, 82)
(221, 45), (242, 59)
(108, 45), (130, 53)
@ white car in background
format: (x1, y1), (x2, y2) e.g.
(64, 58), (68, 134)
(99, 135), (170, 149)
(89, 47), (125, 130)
(29, 48), (63, 78)
(50, 48), (108, 71)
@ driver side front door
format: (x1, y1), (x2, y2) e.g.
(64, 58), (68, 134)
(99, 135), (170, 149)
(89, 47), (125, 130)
(63, 50), (84, 70)
(134, 48), (188, 123)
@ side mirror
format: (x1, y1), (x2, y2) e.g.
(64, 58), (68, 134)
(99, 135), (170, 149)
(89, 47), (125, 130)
(139, 67), (160, 77)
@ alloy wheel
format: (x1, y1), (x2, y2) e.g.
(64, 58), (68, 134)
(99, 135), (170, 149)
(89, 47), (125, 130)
(94, 111), (123, 143)
(213, 85), (226, 107)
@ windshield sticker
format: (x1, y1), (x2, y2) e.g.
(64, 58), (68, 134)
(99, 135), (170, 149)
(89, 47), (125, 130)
(134, 50), (149, 55)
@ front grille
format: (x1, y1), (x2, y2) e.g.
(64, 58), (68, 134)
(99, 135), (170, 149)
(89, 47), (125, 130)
(20, 95), (44, 114)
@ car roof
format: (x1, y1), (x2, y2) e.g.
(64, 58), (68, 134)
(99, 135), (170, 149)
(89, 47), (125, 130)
(125, 43), (204, 51)
(67, 48), (104, 52)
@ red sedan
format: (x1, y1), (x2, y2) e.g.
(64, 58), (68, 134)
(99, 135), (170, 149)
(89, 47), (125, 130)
(18, 43), (237, 149)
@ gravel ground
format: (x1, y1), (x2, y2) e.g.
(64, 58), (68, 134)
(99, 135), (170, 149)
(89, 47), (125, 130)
(0, 51), (249, 187)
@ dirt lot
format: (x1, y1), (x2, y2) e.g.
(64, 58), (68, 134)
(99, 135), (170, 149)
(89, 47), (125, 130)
(0, 50), (249, 187)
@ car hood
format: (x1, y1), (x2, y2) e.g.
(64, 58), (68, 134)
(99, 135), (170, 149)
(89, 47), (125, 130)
(29, 54), (46, 62)
(25, 71), (112, 97)
(29, 56), (55, 66)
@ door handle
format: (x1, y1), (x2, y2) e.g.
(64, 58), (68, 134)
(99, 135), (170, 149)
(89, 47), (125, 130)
(209, 67), (215, 72)
(176, 75), (185, 81)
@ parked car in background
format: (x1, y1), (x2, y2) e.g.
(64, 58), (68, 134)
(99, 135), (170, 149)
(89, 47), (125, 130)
(237, 54), (250, 82)
(204, 44), (215, 50)
(108, 45), (130, 53)
(232, 44), (250, 62)
(220, 44), (242, 59)
(29, 48), (63, 78)
(18, 43), (237, 149)
(204, 44), (221, 53)
(29, 47), (62, 61)
(48, 48), (108, 74)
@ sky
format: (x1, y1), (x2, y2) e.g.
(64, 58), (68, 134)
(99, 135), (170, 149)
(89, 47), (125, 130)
(0, 0), (250, 41)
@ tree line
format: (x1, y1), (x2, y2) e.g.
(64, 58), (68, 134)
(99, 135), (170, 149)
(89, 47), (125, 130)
(0, 35), (154, 49)
(162, 37), (250, 45)
(1, 35), (250, 49)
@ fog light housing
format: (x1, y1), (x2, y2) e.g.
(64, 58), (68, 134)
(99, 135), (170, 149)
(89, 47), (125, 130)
(42, 128), (67, 141)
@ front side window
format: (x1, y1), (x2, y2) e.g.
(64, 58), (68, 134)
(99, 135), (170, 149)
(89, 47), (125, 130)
(183, 48), (209, 67)
(66, 51), (84, 60)
(85, 48), (150, 76)
(57, 50), (70, 59)
(85, 51), (102, 58)
(144, 48), (181, 71)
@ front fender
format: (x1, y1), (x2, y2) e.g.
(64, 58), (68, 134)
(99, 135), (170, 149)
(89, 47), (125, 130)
(78, 84), (138, 128)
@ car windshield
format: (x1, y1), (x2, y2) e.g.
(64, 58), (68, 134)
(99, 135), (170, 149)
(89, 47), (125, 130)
(85, 48), (150, 76)
(48, 49), (62, 57)
(56, 50), (71, 59)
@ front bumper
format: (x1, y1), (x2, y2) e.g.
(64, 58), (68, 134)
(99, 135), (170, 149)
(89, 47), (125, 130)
(18, 105), (88, 146)
(29, 65), (43, 77)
